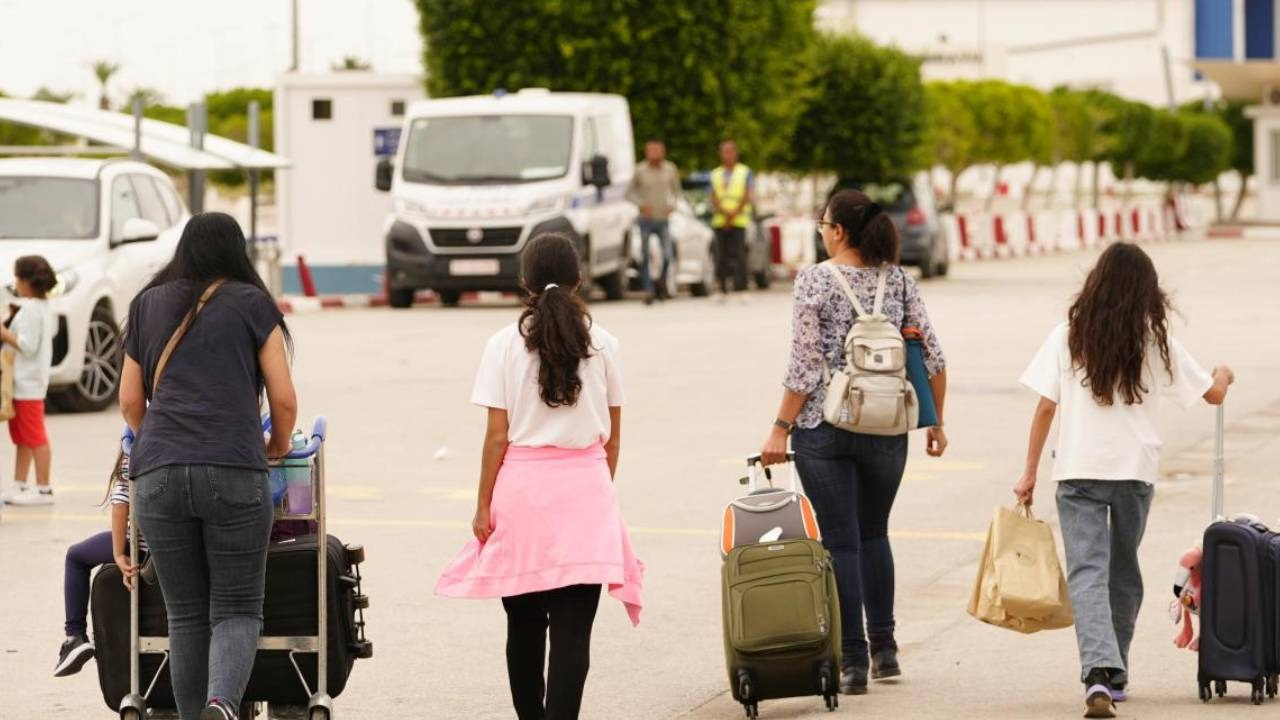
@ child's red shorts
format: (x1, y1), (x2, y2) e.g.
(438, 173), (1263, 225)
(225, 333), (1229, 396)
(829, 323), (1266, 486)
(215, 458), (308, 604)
(9, 399), (49, 447)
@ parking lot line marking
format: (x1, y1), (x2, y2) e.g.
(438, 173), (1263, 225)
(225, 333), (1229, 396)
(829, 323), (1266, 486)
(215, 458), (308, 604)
(16, 513), (985, 541)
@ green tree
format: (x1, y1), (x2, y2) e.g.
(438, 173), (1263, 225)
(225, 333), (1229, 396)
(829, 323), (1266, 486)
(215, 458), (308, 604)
(333, 56), (373, 71)
(416, 0), (816, 171)
(0, 90), (43, 146)
(1182, 99), (1252, 219)
(119, 87), (166, 112)
(960, 80), (1051, 209)
(788, 33), (925, 185)
(920, 81), (976, 208)
(1048, 88), (1092, 207)
(32, 87), (75, 103)
(1171, 113), (1231, 186)
(1132, 109), (1186, 183)
(92, 60), (120, 110)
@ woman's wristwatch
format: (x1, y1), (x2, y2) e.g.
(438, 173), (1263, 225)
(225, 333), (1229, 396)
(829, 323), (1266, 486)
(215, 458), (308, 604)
(774, 418), (795, 434)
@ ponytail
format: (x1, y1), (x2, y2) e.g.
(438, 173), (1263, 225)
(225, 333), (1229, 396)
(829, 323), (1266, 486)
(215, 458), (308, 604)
(518, 233), (593, 408)
(826, 190), (900, 266)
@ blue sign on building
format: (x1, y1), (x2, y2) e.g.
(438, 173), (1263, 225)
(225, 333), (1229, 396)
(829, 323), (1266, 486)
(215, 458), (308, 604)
(374, 127), (402, 157)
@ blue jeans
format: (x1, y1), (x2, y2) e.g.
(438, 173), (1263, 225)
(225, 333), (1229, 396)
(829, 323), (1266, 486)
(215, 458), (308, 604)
(637, 218), (672, 293)
(134, 465), (273, 719)
(792, 423), (908, 667)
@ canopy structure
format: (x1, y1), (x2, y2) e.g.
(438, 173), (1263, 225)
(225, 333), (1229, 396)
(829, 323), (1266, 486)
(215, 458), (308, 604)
(0, 98), (288, 170)
(1192, 60), (1280, 102)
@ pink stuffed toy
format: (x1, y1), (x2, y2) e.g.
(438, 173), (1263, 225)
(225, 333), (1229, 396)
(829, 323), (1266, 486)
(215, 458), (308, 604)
(1169, 546), (1203, 650)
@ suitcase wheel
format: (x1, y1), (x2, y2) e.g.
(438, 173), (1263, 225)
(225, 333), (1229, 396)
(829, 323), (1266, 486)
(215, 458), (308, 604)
(353, 593), (370, 610)
(1215, 680), (1228, 697)
(819, 661), (838, 711)
(1199, 682), (1212, 703)
(1267, 675), (1278, 699)
(345, 544), (365, 565)
(119, 710), (143, 720)
(357, 639), (374, 659)
(1251, 680), (1266, 705)
(735, 669), (757, 718)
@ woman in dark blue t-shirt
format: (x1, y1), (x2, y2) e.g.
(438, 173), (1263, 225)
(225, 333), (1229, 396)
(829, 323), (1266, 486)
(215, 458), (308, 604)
(120, 212), (298, 720)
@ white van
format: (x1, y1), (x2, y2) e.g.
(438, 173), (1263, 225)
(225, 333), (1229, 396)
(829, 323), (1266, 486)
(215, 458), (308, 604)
(0, 158), (186, 411)
(375, 89), (637, 307)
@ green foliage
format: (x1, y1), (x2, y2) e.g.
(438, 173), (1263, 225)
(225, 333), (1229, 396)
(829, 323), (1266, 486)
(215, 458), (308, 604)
(1132, 110), (1186, 181)
(921, 81), (976, 176)
(958, 80), (1051, 167)
(1048, 88), (1092, 164)
(415, 0), (817, 171)
(788, 33), (925, 182)
(1171, 112), (1232, 184)
(1181, 99), (1252, 176)
(333, 56), (373, 71)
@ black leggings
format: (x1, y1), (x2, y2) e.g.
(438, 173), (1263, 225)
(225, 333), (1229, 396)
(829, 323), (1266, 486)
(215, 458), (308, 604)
(501, 584), (602, 720)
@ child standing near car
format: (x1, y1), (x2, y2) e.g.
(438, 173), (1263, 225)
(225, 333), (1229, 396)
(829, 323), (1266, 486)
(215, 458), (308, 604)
(55, 448), (145, 677)
(1013, 243), (1234, 718)
(1, 255), (58, 506)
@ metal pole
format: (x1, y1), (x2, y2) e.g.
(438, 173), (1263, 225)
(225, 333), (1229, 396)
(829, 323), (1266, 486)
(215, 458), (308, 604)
(291, 0), (300, 72)
(1160, 44), (1177, 111)
(248, 100), (261, 263)
(187, 101), (206, 213)
(1213, 404), (1225, 522)
(131, 96), (143, 160)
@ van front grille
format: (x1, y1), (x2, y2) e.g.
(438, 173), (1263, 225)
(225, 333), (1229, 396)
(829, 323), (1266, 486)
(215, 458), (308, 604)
(429, 227), (523, 248)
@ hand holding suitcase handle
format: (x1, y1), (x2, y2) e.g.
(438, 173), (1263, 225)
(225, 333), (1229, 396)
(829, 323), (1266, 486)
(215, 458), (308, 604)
(744, 453), (798, 494)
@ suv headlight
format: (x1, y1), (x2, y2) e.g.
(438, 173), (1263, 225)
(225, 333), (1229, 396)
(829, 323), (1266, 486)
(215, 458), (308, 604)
(395, 198), (429, 218)
(50, 269), (79, 297)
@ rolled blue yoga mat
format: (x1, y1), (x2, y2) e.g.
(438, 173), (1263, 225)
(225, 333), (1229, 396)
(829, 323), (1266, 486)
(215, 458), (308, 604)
(906, 338), (937, 429)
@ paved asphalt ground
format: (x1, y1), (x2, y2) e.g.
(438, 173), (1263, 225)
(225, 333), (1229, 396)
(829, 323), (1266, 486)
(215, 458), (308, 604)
(2, 236), (1279, 719)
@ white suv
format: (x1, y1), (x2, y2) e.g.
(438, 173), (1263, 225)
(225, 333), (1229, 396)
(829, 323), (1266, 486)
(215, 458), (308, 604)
(0, 158), (187, 411)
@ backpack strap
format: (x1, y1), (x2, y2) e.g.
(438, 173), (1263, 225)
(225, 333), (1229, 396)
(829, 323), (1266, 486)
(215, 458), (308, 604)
(823, 261), (869, 317)
(871, 265), (889, 316)
(151, 280), (225, 397)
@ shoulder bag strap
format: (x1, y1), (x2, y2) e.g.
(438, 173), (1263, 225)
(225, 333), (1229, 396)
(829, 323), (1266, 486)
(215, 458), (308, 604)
(151, 280), (225, 394)
(823, 261), (869, 317)
(870, 266), (889, 316)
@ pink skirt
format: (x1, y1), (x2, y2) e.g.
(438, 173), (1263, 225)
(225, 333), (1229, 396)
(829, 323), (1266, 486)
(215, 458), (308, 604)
(435, 444), (644, 626)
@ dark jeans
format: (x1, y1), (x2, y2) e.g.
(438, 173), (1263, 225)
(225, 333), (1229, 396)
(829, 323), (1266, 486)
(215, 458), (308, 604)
(65, 530), (114, 636)
(501, 584), (602, 720)
(714, 226), (748, 293)
(134, 465), (273, 720)
(792, 422), (908, 667)
(637, 218), (672, 294)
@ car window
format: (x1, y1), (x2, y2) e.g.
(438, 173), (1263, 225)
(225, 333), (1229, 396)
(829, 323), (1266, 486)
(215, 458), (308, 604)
(154, 177), (183, 223)
(131, 175), (170, 228)
(109, 176), (143, 241)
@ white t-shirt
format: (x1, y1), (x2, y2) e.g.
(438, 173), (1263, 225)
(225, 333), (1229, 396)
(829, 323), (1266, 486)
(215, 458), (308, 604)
(471, 321), (625, 448)
(1020, 321), (1213, 484)
(7, 298), (54, 399)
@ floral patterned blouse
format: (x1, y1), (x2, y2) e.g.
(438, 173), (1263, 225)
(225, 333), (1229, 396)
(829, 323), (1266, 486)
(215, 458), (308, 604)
(783, 263), (946, 429)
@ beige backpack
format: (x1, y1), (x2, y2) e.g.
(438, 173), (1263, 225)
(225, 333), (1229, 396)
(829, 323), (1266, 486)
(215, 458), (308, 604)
(821, 262), (918, 436)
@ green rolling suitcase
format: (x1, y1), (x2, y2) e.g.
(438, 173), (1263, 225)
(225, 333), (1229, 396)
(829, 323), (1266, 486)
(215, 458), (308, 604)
(722, 537), (841, 717)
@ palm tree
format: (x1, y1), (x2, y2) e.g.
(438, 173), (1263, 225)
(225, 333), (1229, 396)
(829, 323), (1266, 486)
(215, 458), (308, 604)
(92, 60), (120, 110)
(332, 56), (372, 71)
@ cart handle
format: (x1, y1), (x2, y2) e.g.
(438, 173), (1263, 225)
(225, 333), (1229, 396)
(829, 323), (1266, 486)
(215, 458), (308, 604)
(121, 416), (327, 460)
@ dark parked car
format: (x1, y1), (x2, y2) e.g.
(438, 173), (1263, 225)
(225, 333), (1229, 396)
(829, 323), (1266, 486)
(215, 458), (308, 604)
(816, 175), (949, 278)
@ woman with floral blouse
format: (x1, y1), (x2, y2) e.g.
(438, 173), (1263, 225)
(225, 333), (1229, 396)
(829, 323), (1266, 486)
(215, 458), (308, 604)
(760, 189), (949, 697)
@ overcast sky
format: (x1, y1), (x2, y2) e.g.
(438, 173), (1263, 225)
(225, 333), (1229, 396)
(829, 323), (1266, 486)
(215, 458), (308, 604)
(0, 0), (423, 106)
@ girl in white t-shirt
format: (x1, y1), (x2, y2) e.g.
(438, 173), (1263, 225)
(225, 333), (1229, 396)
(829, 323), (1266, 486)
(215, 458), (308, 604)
(437, 232), (643, 720)
(1, 255), (58, 506)
(1014, 243), (1233, 719)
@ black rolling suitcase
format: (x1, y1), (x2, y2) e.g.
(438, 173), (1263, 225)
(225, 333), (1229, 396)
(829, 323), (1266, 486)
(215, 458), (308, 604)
(1197, 406), (1277, 704)
(92, 534), (372, 712)
(1263, 532), (1280, 698)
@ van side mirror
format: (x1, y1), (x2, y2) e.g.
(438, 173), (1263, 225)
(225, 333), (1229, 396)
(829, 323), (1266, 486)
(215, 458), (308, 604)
(117, 217), (160, 245)
(582, 154), (610, 189)
(375, 158), (394, 192)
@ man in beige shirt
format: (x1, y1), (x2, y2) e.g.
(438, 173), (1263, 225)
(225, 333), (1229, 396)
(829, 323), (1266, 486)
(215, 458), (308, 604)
(625, 138), (681, 304)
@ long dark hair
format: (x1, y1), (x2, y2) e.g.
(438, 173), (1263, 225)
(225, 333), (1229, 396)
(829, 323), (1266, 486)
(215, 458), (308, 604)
(14, 255), (57, 298)
(826, 189), (899, 266)
(518, 233), (593, 408)
(1068, 243), (1172, 406)
(128, 212), (290, 347)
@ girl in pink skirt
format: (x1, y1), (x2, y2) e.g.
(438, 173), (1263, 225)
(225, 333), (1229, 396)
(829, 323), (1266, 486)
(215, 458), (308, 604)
(437, 232), (644, 720)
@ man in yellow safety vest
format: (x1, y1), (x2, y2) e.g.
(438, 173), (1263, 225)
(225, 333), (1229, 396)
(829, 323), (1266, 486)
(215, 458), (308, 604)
(710, 139), (753, 299)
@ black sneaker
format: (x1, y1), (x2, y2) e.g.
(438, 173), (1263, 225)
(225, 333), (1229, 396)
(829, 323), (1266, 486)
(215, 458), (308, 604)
(200, 698), (238, 720)
(1083, 668), (1116, 718)
(839, 665), (868, 695)
(53, 635), (94, 677)
(870, 645), (901, 680)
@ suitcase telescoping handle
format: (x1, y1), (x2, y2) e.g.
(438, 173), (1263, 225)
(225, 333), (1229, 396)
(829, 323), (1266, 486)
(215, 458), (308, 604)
(744, 452), (797, 494)
(1212, 403), (1225, 523)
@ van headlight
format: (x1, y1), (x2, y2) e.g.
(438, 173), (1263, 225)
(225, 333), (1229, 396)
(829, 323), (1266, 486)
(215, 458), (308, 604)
(395, 198), (430, 218)
(50, 269), (79, 297)
(526, 196), (563, 215)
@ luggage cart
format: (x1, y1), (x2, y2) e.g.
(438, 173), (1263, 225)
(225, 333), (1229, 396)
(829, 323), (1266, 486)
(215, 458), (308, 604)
(119, 417), (332, 720)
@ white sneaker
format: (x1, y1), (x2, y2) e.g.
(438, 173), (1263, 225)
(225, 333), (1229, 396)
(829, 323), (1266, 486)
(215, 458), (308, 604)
(2, 483), (30, 504)
(8, 489), (53, 506)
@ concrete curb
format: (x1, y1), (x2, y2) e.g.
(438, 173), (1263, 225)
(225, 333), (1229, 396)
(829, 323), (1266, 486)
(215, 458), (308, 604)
(277, 290), (513, 314)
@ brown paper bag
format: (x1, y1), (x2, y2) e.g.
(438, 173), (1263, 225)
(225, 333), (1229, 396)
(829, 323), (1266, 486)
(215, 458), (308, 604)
(0, 348), (15, 421)
(968, 503), (1073, 634)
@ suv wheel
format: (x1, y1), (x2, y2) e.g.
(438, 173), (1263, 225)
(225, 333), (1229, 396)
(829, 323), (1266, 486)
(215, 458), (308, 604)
(600, 260), (627, 301)
(436, 289), (462, 307)
(52, 304), (121, 412)
(388, 288), (415, 309)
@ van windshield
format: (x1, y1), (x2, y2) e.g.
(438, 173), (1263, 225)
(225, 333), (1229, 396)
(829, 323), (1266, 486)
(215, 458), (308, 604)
(401, 115), (574, 184)
(0, 177), (98, 239)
